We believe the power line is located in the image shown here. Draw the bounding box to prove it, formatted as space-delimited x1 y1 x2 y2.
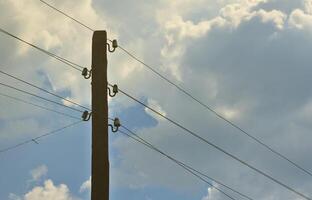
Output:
116 122 254 200
34 0 312 181
13 1 310 197
0 92 81 120
114 127 235 200
38 0 95 32
0 82 83 113
120 127 253 200
119 129 236 200
36 1 116 44
117 46 312 179
0 69 91 111
0 120 83 154
0 27 84 72
112 85 311 200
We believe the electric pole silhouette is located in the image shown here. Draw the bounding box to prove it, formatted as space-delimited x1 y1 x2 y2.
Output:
91 31 109 200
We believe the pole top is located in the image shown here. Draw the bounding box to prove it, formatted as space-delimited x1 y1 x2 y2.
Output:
93 30 107 40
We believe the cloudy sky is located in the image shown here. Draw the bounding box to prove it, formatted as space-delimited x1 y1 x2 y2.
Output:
1 0 312 199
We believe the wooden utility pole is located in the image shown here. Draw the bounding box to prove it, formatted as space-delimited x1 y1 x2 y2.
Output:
91 30 109 200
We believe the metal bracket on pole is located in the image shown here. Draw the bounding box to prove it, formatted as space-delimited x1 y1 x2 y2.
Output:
108 117 121 132
106 39 118 53
82 110 92 121
82 67 92 79
107 84 118 97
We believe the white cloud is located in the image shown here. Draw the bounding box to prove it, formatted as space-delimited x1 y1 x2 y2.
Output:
304 0 312 14
144 98 166 121
0 0 113 143
0 0 114 108
79 177 91 193
109 0 312 198
201 186 222 200
24 180 76 200
163 15 226 41
10 180 79 200
254 9 286 29
9 171 91 200
30 165 48 182
289 9 312 30
156 0 286 82
288 0 312 31
3 0 312 199
216 106 241 120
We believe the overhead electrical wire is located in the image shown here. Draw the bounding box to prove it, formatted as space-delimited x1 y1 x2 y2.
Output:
0 120 83 154
0 69 91 111
0 28 84 72
5 6 235 200
18 1 311 198
118 128 236 200
0 82 83 113
34 0 312 180
111 84 311 200
38 0 95 32
116 46 312 179
115 122 254 200
0 92 81 120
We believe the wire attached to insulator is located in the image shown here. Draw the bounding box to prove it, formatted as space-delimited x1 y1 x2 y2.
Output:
32 139 39 144
108 117 121 132
108 84 118 97
82 68 92 79
82 111 92 121
107 39 118 53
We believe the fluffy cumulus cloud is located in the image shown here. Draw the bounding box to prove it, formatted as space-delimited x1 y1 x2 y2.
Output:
9 165 81 200
11 180 77 200
25 180 74 200
0 0 113 144
0 0 105 103
79 177 91 193
289 0 312 31
109 0 312 199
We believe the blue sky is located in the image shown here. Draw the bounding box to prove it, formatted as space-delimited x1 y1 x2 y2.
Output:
1 0 312 200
